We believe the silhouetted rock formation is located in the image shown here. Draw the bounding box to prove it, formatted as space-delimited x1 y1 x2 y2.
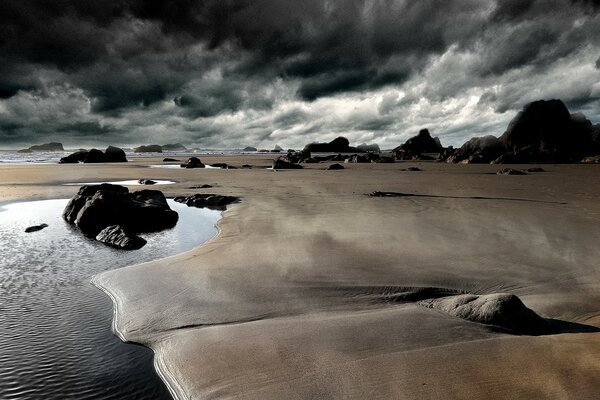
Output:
96 225 147 250
393 129 443 160
303 136 359 153
243 146 257 151
59 146 128 163
23 142 64 152
174 194 238 210
134 144 163 153
138 179 157 185
419 293 552 335
180 157 205 168
25 223 48 233
163 157 180 162
345 153 379 163
63 184 178 239
444 99 599 164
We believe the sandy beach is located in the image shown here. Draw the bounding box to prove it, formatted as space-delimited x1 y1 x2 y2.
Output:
2 156 600 399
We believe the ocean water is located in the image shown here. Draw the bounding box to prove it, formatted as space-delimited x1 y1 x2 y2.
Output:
0 199 221 399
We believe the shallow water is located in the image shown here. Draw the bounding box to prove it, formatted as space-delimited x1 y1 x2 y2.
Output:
63 179 176 186
0 199 221 399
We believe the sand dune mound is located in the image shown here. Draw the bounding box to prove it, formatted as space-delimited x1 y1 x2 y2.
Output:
419 293 552 335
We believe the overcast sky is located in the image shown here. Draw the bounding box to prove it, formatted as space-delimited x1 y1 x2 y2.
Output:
1 0 599 149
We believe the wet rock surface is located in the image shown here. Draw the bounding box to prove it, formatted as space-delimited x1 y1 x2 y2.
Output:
25 223 48 233
174 194 238 210
180 157 205 168
96 225 147 250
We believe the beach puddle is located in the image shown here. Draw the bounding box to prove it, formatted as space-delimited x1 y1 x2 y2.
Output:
148 164 220 169
0 199 221 400
63 179 176 186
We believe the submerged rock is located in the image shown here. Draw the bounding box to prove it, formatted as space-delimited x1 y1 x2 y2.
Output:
138 179 157 185
180 157 205 168
419 293 552 335
25 223 48 233
96 225 147 250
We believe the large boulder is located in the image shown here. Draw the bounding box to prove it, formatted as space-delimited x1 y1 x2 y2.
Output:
499 99 593 162
303 136 358 153
393 129 443 160
59 150 88 163
243 146 258 151
63 184 178 237
180 157 205 168
419 293 552 335
104 146 127 162
96 225 147 250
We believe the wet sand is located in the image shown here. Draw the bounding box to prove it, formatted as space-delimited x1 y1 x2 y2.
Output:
2 156 600 399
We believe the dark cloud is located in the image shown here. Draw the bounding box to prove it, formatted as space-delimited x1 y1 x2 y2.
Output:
0 0 599 148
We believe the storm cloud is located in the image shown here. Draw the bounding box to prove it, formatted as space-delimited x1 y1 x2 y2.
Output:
0 0 599 148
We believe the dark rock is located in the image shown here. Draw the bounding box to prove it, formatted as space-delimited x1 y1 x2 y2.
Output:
25 223 48 233
103 146 127 162
273 144 283 152
134 144 163 153
180 157 205 168
243 146 257 152
83 149 106 163
174 194 238 210
273 159 303 169
393 129 443 160
163 158 180 162
303 136 359 153
59 150 88 163
499 99 593 163
188 184 213 189
525 167 545 172
419 293 552 335
161 143 186 151
63 184 178 237
28 142 64 152
138 179 157 185
497 168 527 175
17 149 33 153
241 164 252 169
96 225 147 250
327 163 344 170
447 135 504 164
401 167 422 171
345 154 378 163
210 163 229 169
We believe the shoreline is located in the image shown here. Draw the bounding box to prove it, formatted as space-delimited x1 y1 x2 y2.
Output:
2 157 600 398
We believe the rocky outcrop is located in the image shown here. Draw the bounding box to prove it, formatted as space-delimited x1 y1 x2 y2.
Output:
497 168 527 175
138 179 157 185
303 136 359 153
581 155 600 163
419 293 552 335
25 223 48 233
161 143 187 151
59 146 128 163
180 157 205 168
174 194 238 210
134 144 163 153
393 129 443 160
372 156 395 163
243 146 257 151
357 143 381 153
273 159 303 169
25 142 64 152
344 153 379 163
96 225 147 250
63 184 178 239
163 158 180 162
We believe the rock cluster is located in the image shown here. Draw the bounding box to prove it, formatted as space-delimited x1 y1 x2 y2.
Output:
63 184 178 249
59 146 127 163
393 129 443 160
174 194 238 210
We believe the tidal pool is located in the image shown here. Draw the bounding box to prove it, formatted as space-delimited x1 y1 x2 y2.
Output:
0 199 221 400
